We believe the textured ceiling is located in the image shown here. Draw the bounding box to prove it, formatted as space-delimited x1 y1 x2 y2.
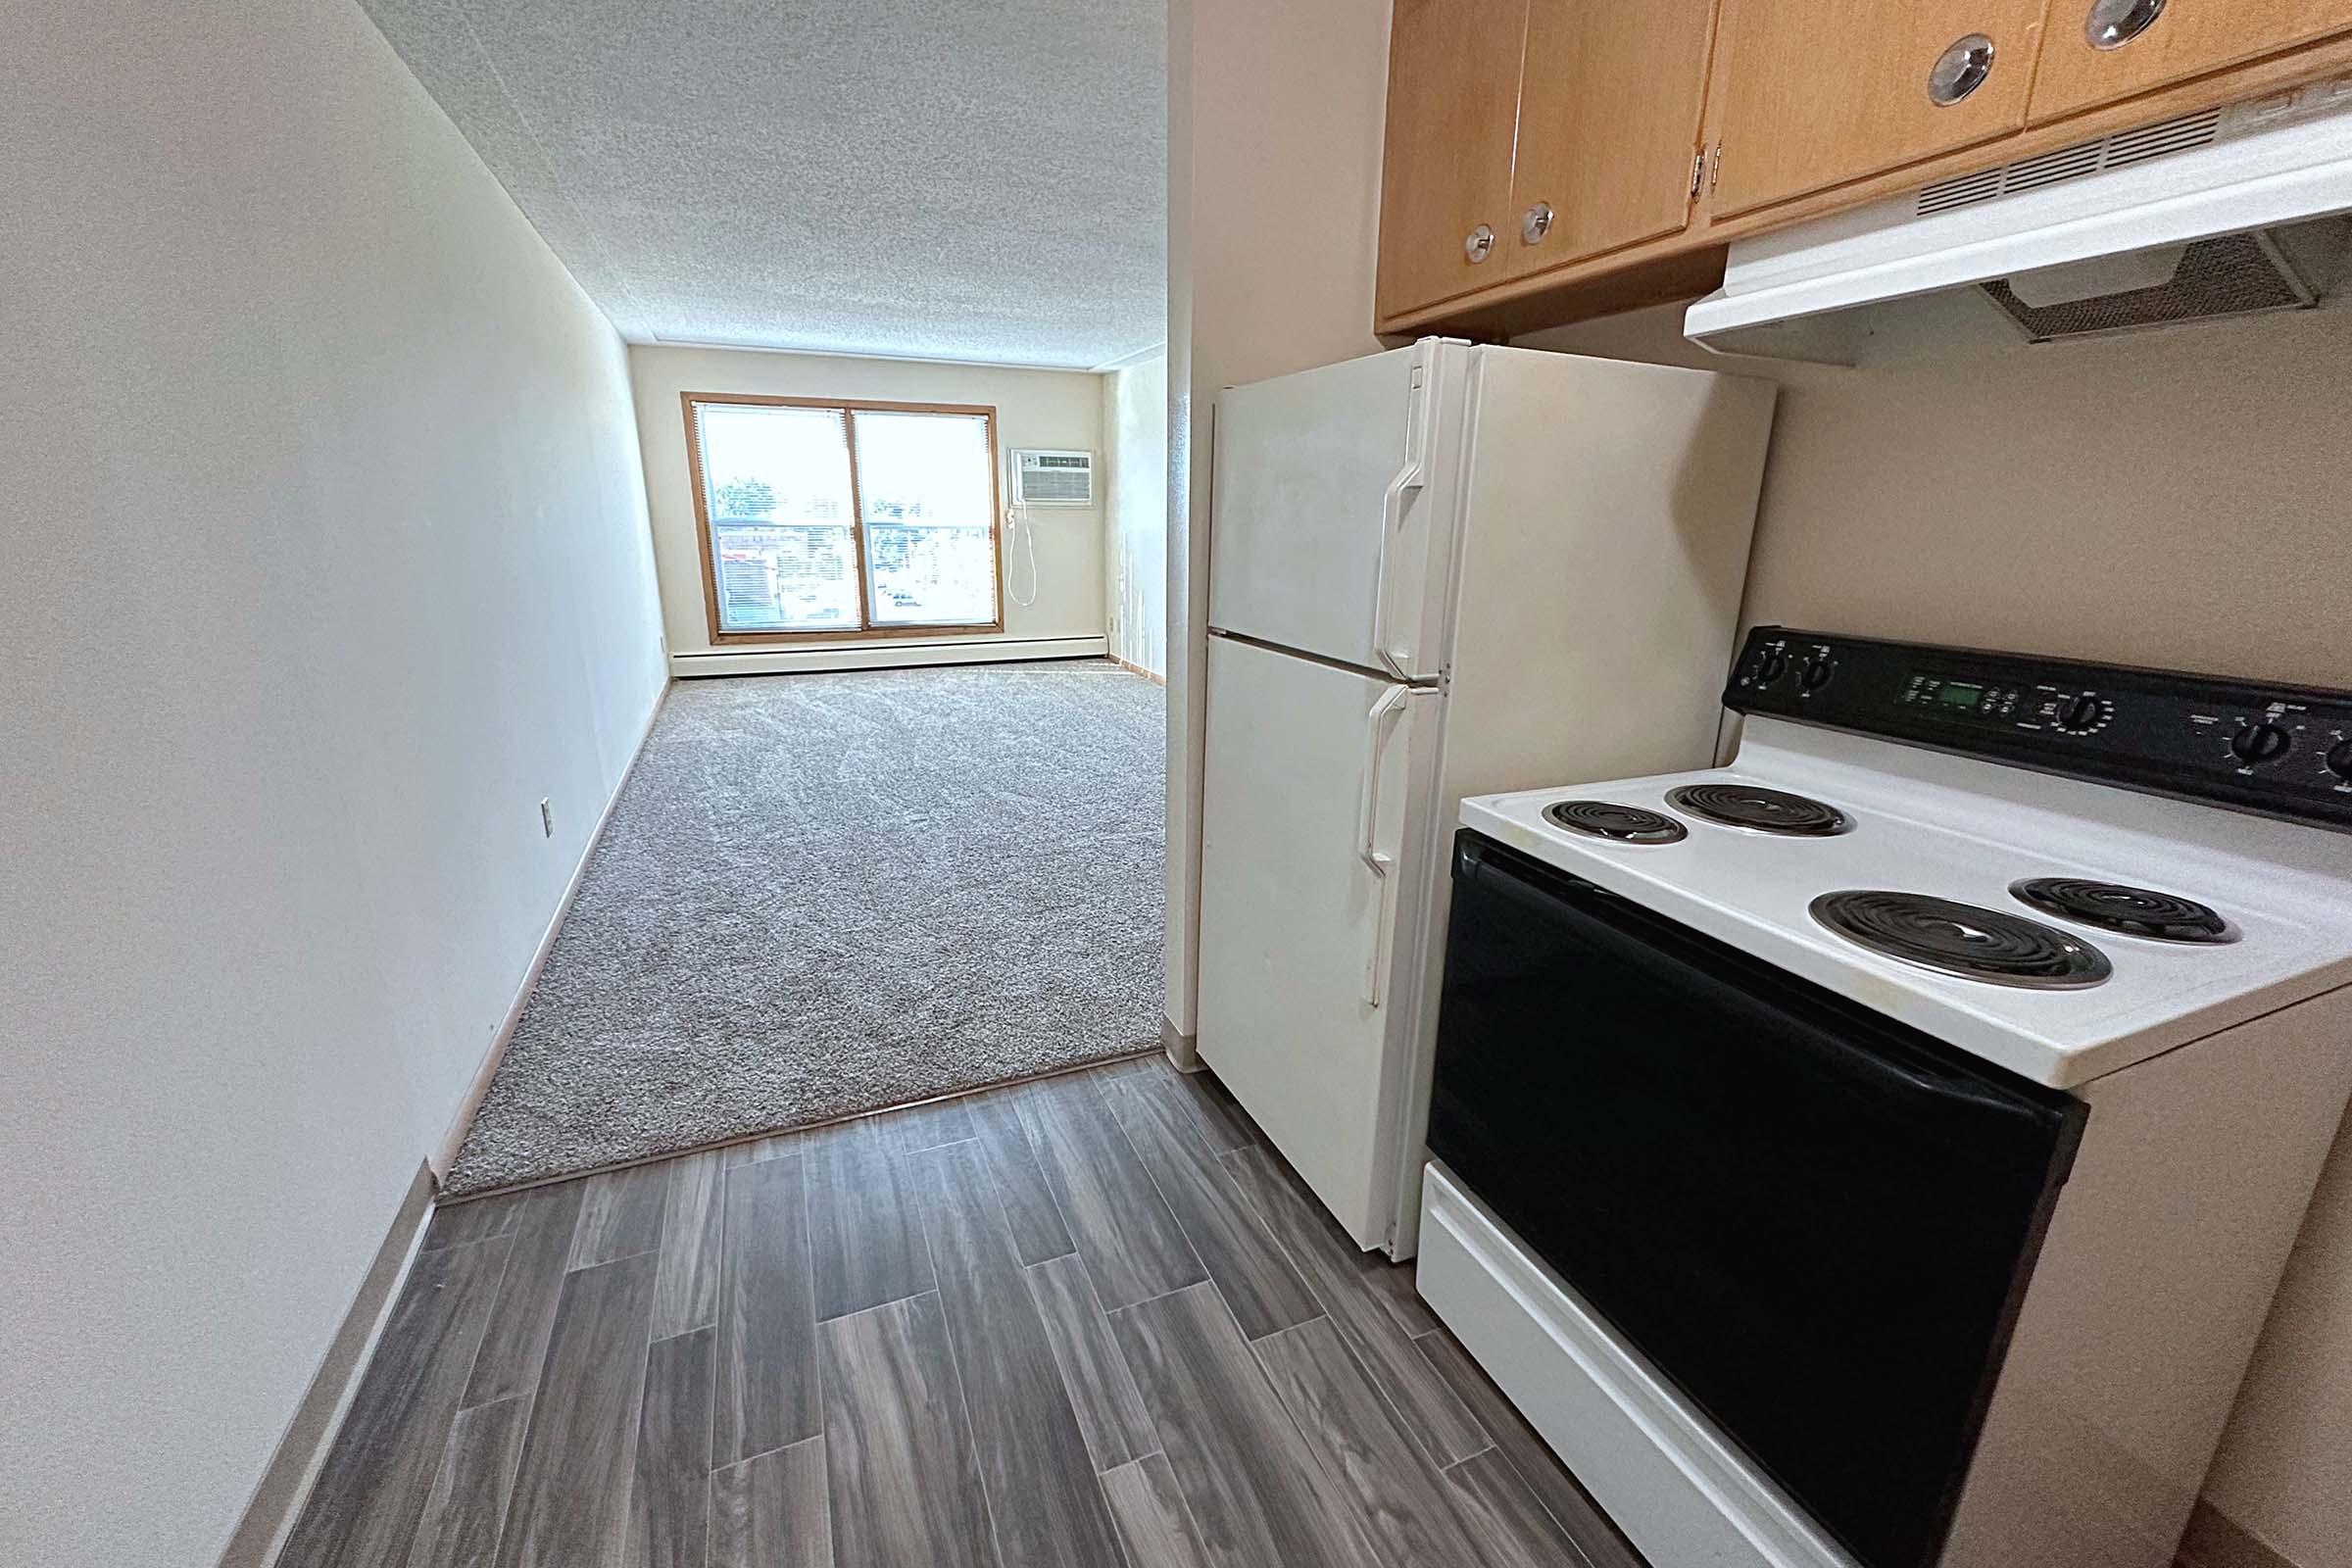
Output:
360 0 1166 368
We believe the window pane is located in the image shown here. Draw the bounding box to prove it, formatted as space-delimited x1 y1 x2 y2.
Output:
695 403 860 633
853 411 999 627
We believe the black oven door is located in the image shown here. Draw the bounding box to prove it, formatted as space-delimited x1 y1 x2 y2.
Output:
1427 832 2085 1568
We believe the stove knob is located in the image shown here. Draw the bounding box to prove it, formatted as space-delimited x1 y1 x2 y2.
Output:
1799 656 1835 692
2327 736 2352 783
1752 649 1789 685
2055 693 2106 734
2231 720 2293 766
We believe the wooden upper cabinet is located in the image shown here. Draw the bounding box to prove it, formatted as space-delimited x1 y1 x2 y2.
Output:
1704 0 2049 220
1373 0 2352 331
1504 0 1719 276
1374 0 1531 321
2029 0 2352 122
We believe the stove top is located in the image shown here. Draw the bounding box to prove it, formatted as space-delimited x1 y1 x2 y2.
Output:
2008 877 2233 944
1544 800 1688 845
1459 718 2352 1088
1666 783 1851 837
1811 890 2113 989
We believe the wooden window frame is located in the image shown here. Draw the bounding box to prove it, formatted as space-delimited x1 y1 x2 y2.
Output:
681 391 1007 646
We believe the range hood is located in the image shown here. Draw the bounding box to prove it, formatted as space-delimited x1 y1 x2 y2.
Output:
1686 77 2352 363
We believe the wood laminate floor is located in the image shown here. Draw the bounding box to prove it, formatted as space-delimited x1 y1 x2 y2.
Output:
281 1054 1645 1568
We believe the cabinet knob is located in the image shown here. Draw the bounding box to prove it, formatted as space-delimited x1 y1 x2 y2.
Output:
1927 32 1996 106
1464 224 1495 264
2086 0 2167 49
1519 202 1554 246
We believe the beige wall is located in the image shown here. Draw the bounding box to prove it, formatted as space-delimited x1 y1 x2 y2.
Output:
0 1 669 1564
1516 301 2350 686
1520 298 2352 1568
1166 0 2352 1547
627 346 1107 675
1164 0 1392 1039
1104 353 1170 677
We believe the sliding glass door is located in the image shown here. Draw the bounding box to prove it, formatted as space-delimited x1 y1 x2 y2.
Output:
691 401 863 633
685 394 1003 641
854 410 998 628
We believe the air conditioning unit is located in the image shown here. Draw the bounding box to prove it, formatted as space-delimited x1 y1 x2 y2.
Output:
1008 449 1096 507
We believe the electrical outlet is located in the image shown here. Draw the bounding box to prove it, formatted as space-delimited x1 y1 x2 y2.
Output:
539 798 554 839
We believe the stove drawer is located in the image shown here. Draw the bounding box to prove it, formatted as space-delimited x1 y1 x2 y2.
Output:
1416 1161 1858 1568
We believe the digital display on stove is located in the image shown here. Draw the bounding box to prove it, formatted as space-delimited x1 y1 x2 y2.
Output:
1929 679 1985 710
1901 672 2026 723
1729 627 2352 832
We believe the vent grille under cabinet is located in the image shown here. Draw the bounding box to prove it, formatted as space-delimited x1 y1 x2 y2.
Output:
1982 223 2349 341
1917 110 2225 216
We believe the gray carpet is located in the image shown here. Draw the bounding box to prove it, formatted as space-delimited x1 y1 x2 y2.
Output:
443 661 1166 1197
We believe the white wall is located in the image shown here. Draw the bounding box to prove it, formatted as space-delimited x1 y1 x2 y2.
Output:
1104 354 1170 677
1519 299 2352 1568
1164 0 1393 1043
0 1 669 1564
627 345 1107 675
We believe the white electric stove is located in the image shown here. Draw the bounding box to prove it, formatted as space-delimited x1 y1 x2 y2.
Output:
1462 715 2352 1088
1413 628 2352 1568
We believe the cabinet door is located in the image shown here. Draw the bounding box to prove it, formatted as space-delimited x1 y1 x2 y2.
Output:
1506 0 1718 273
2030 0 2352 123
1706 0 2049 219
1375 0 1531 320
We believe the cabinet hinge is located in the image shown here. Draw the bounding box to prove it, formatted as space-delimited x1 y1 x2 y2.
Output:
1709 141 1723 194
1690 149 1705 199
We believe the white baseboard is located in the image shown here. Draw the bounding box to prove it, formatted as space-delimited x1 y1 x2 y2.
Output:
669 635 1107 678
217 1162 437 1568
430 678 672 1179
1160 1017 1199 1071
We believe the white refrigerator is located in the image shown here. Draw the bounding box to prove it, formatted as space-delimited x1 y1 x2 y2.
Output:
1198 338 1776 1256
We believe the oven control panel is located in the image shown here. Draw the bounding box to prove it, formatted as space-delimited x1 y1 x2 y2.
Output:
1726 627 2352 830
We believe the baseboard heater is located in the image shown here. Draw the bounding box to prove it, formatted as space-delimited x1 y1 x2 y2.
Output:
670 636 1108 678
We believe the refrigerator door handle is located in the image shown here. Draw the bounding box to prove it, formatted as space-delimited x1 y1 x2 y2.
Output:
1371 455 1426 679
1353 685 1417 1007
1354 685 1411 875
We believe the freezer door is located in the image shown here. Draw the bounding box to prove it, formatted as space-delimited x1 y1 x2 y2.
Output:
1208 343 1457 678
1197 633 1437 1248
